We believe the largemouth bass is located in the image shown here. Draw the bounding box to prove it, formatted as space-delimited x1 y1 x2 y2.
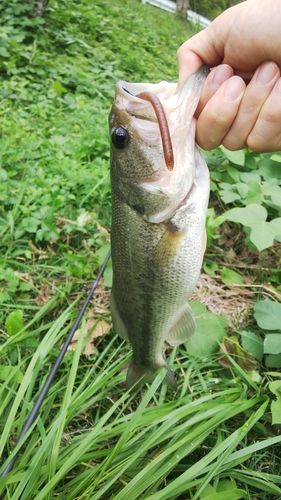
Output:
109 66 210 390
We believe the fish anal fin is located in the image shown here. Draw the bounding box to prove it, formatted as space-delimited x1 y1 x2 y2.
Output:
166 302 196 346
126 360 177 391
110 290 129 341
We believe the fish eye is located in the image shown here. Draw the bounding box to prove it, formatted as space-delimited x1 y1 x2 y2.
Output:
111 127 129 149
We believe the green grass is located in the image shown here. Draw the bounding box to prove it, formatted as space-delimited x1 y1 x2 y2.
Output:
1 312 281 499
1 0 281 498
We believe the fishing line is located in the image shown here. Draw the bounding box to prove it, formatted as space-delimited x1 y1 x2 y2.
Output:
0 249 111 478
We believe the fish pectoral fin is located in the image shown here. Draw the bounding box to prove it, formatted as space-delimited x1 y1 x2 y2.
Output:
110 290 129 341
166 302 196 345
154 224 186 267
126 360 177 391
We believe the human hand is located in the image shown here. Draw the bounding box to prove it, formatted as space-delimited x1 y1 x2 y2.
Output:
177 0 281 152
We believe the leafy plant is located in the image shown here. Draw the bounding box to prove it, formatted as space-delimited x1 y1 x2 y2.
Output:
205 148 281 251
185 302 228 356
253 300 281 371
236 300 281 370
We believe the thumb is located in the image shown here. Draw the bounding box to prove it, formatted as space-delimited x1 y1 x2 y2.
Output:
177 25 223 89
177 49 204 90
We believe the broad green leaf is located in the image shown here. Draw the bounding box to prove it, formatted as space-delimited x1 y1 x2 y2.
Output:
0 168 8 181
63 94 76 109
226 166 240 182
217 479 237 492
206 208 226 229
264 334 281 354
268 217 281 238
240 331 263 362
0 46 9 57
244 155 257 170
0 291 10 304
265 354 281 368
219 182 234 190
270 153 281 163
221 267 244 285
103 266 113 288
50 135 68 146
19 282 33 291
225 204 281 251
5 309 26 336
257 161 281 180
0 365 23 383
262 183 281 211
95 244 111 266
203 261 218 276
240 172 261 183
235 182 248 199
245 179 263 205
52 80 67 95
198 491 247 500
250 370 262 382
220 146 245 166
200 484 216 498
23 336 39 349
219 191 241 204
254 300 281 330
185 302 228 357
25 250 32 259
269 381 281 425
225 203 267 226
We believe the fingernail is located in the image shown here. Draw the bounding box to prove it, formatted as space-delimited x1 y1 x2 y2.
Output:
212 65 233 87
223 76 244 101
256 62 278 85
275 78 281 96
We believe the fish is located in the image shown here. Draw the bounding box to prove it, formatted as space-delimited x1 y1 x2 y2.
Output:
109 66 210 391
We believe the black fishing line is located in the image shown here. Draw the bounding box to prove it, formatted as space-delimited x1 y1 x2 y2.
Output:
0 250 111 478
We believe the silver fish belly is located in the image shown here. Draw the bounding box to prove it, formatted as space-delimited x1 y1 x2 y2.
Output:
109 66 210 390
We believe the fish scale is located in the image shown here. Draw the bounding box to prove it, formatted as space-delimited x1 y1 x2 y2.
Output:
109 66 210 391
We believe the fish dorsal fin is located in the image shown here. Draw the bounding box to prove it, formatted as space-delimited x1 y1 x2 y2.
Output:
166 302 196 345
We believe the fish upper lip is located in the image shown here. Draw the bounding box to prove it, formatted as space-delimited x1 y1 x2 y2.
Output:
116 80 177 102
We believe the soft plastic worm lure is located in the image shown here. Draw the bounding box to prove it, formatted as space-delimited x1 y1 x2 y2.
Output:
136 92 174 170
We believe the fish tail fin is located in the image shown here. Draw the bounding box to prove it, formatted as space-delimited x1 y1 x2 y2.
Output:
126 359 177 392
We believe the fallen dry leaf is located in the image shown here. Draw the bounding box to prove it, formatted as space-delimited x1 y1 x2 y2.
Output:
68 318 111 355
219 336 257 370
35 284 54 306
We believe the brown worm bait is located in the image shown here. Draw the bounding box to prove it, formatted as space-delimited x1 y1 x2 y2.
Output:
136 92 174 171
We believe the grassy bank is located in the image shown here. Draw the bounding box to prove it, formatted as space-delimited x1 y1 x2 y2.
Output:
1 0 281 498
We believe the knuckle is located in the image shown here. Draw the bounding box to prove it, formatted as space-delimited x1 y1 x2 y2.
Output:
247 130 281 152
222 134 245 151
